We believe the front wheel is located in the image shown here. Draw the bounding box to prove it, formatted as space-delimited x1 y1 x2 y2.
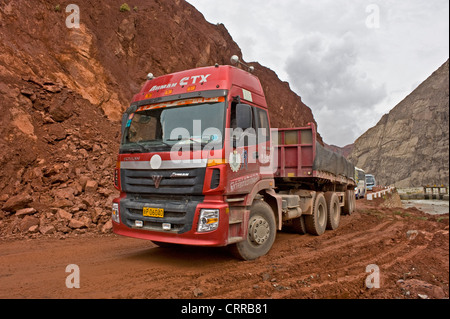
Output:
230 201 276 261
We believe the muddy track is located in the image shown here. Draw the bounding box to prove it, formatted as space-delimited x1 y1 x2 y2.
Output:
0 197 448 300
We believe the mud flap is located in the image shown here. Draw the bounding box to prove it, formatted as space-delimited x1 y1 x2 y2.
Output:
227 207 250 244
264 188 283 230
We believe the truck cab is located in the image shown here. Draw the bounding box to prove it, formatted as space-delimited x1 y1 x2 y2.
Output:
355 167 366 199
365 174 376 191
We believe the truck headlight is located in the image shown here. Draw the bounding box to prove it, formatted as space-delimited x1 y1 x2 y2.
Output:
197 209 219 232
112 203 120 223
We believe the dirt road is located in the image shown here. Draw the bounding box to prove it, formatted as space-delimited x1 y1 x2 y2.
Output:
0 195 448 300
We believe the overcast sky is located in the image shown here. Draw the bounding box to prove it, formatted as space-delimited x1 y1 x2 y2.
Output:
186 0 449 146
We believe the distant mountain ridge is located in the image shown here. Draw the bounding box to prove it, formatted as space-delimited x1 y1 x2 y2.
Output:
348 59 449 187
324 143 354 159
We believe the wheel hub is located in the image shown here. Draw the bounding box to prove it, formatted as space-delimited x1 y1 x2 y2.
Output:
248 216 270 245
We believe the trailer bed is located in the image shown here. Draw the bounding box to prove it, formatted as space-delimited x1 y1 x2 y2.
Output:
273 123 355 186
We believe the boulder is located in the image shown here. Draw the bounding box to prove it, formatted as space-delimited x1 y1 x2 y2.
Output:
68 218 85 229
53 199 74 208
68 216 91 229
48 91 73 122
101 220 113 233
19 215 40 232
85 180 98 193
15 207 37 216
56 209 72 220
28 225 39 233
39 225 56 235
2 194 32 212
397 279 446 299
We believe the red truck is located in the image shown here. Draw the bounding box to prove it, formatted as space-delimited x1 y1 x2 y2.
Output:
112 59 356 260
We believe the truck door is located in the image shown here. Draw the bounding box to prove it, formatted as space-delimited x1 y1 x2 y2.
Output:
254 107 272 176
227 102 266 194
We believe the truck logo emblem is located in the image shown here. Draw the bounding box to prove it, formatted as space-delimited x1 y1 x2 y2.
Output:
152 175 163 188
170 172 189 178
229 150 241 172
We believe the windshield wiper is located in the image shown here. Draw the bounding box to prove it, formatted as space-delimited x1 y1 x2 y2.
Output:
123 142 149 153
166 137 201 144
123 140 171 153
150 140 172 147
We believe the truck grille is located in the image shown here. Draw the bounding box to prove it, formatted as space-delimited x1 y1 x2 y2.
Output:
119 195 203 234
120 168 206 195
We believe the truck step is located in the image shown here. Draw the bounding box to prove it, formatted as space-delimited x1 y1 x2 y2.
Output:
227 236 243 244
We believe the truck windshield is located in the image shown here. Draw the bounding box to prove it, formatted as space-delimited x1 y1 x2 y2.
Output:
121 99 226 152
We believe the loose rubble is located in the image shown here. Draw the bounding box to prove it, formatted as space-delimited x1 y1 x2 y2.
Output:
0 79 119 239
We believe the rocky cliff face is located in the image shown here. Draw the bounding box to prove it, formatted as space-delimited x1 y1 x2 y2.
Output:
324 143 354 159
0 0 318 237
348 60 449 187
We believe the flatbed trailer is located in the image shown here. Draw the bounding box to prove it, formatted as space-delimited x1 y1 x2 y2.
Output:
266 124 356 237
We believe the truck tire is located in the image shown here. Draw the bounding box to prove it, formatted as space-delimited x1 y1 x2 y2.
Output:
292 216 307 234
351 191 356 212
230 201 276 261
343 190 356 215
325 192 340 230
305 192 327 236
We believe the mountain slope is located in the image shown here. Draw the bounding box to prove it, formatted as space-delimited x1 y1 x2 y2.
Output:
348 59 449 187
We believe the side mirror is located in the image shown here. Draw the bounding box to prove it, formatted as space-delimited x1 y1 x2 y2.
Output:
121 105 137 136
236 103 252 130
121 113 129 137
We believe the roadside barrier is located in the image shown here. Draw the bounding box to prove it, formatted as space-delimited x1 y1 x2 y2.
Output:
366 187 395 200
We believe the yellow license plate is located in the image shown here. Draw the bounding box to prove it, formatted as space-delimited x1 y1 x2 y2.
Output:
143 207 164 218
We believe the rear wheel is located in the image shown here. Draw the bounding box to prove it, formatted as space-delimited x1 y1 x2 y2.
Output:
305 193 327 236
230 201 276 260
352 192 356 212
292 215 307 234
342 190 355 215
325 192 340 230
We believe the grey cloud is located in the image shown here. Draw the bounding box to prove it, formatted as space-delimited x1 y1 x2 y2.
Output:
187 0 448 146
285 32 386 145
